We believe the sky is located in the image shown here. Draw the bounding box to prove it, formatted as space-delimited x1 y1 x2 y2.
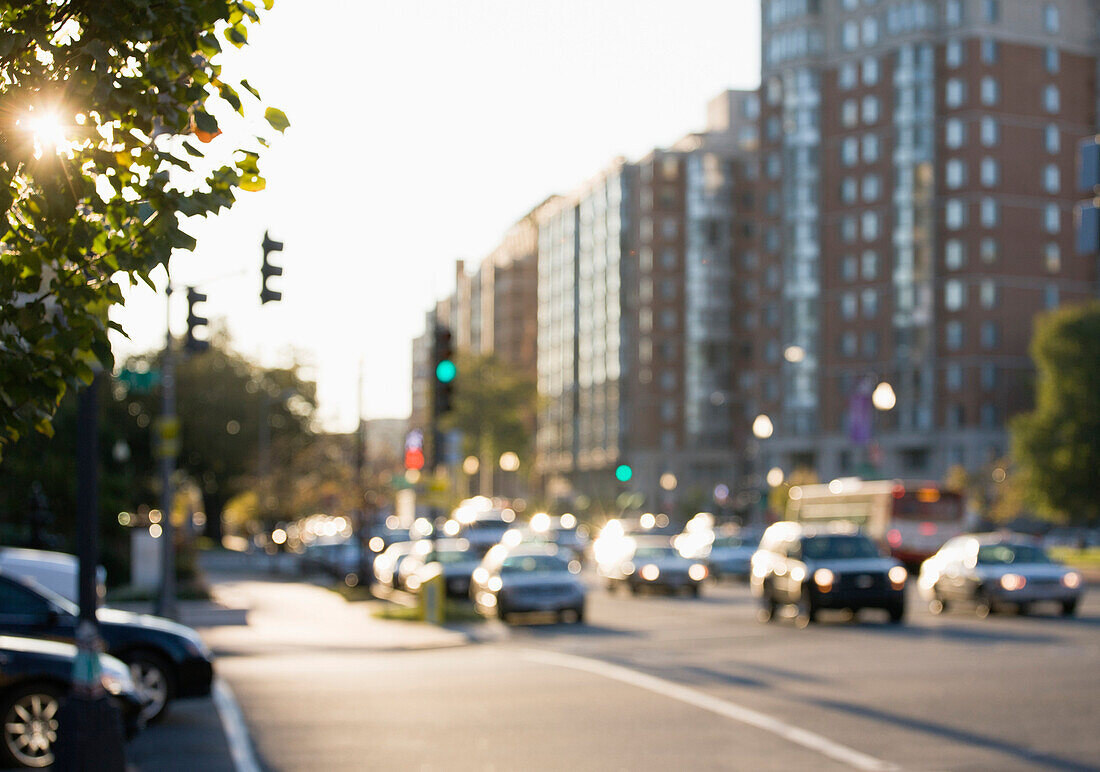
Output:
109 0 761 432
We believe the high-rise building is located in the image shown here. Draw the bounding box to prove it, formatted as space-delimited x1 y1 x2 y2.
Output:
750 0 1099 482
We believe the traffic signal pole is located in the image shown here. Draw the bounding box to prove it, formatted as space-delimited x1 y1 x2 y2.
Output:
156 284 178 620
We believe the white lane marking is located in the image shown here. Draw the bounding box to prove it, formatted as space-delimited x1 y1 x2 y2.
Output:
212 676 262 772
523 649 900 771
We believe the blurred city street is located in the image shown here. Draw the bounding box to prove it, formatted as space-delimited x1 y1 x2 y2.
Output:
179 551 1100 771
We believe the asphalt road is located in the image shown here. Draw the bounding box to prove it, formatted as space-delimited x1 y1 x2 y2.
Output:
200 561 1100 771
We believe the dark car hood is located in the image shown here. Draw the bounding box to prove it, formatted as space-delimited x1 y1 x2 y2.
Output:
97 607 204 646
501 573 583 591
804 557 899 572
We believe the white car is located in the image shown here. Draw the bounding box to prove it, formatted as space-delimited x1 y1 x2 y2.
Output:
0 547 105 604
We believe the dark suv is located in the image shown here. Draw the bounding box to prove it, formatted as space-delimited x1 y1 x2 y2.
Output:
750 522 908 626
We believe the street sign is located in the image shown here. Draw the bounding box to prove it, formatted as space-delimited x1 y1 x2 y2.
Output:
154 416 180 459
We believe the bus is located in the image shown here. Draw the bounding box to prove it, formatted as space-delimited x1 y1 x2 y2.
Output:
785 478 968 565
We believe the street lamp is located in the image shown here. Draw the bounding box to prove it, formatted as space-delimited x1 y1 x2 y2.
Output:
499 452 520 499
872 381 897 412
752 414 774 439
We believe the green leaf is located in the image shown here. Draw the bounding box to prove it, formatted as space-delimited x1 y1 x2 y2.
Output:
264 107 290 133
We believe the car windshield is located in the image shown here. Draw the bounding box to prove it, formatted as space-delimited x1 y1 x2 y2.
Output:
801 535 881 560
633 546 678 560
976 544 1052 565
500 555 570 574
431 550 473 564
713 536 749 549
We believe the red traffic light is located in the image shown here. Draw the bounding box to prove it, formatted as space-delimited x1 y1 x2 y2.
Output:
404 447 425 471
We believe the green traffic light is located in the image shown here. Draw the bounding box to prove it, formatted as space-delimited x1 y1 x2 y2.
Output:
436 359 457 383
615 464 633 482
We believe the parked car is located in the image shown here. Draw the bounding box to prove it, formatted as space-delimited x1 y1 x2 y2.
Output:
918 533 1085 617
454 511 514 553
0 573 214 723
399 539 482 599
470 544 586 623
0 634 145 769
372 541 418 591
750 522 908 626
597 535 708 596
0 548 106 605
678 526 764 582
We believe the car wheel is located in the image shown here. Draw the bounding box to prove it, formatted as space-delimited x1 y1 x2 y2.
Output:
795 593 817 628
688 584 701 598
125 651 174 724
757 584 779 623
887 602 906 624
0 682 61 769
1016 602 1031 616
629 582 641 596
1061 599 1078 617
974 592 993 620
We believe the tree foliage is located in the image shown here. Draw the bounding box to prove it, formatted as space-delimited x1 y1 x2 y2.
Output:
1011 302 1100 527
0 0 286 456
445 352 537 467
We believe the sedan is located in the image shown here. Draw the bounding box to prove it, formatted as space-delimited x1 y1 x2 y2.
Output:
918 533 1085 617
0 573 214 723
598 536 708 596
470 545 586 623
702 529 765 582
399 539 483 599
372 541 418 591
0 635 144 769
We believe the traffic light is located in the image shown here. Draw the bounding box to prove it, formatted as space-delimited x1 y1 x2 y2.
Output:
260 231 284 304
185 287 210 353
615 464 633 483
432 324 456 417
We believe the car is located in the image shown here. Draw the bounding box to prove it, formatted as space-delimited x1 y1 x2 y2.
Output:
750 522 908 626
0 634 145 769
398 539 483 599
372 541 418 591
680 527 764 582
453 511 514 552
470 544 586 623
597 535 708 596
918 533 1085 617
0 548 107 605
0 572 214 723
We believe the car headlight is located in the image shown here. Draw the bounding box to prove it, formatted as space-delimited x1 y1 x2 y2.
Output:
1062 572 1081 589
640 564 660 581
814 568 834 590
888 566 908 589
99 654 135 697
1000 574 1026 591
688 564 707 582
790 566 806 583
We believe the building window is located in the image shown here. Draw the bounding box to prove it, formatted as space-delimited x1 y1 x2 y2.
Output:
980 279 997 308
841 177 857 203
1044 46 1060 74
1045 283 1059 309
862 16 879 47
945 0 963 26
1043 84 1060 113
861 133 879 163
1043 163 1060 193
945 199 966 230
862 95 879 124
980 76 999 106
842 21 859 51
980 39 998 64
945 239 966 270
980 117 999 146
861 211 879 241
946 320 964 350
660 371 676 392
842 99 859 128
981 364 997 391
981 403 997 429
944 279 965 311
862 331 878 357
945 118 965 149
980 237 998 263
982 0 999 23
842 255 858 281
1044 242 1061 272
945 39 963 68
980 321 999 349
862 174 881 202
1044 203 1061 233
861 250 878 279
841 331 857 357
862 56 879 86
861 289 878 318
841 137 858 167
980 157 999 187
839 62 857 90
661 248 677 268
945 78 965 108
1044 3 1060 34
980 198 999 228
841 292 857 320
841 216 857 243
1045 124 1060 154
945 159 966 189
946 364 963 392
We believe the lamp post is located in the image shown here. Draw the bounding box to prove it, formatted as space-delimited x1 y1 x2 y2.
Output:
499 451 520 500
849 377 895 477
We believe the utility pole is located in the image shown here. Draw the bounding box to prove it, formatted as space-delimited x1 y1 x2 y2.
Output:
155 285 178 620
